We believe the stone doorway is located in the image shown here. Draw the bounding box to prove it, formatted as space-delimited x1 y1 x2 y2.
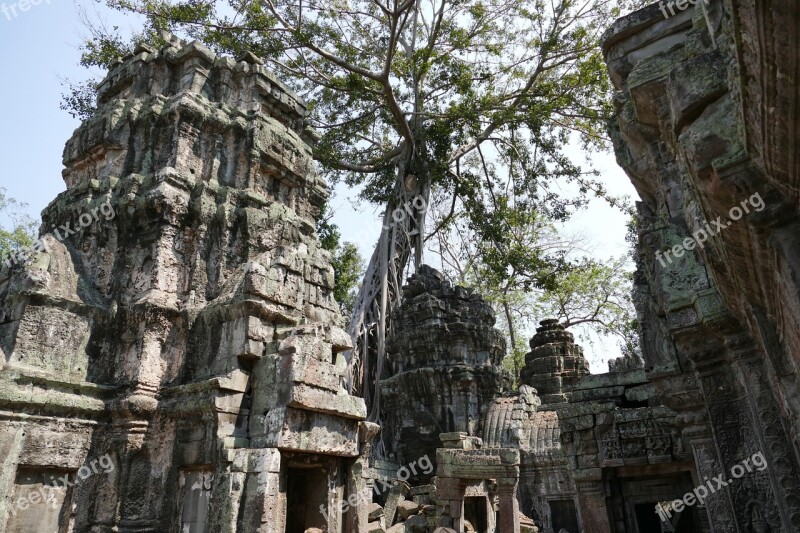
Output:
285 466 328 533
549 499 580 532
609 469 704 533
464 496 490 532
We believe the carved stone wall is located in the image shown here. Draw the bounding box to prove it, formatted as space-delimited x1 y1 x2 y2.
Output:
380 265 511 475
0 35 368 533
603 1 800 531
511 321 690 533
3 1 800 530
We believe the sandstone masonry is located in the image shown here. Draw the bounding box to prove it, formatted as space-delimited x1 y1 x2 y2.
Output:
2 1 800 531
0 35 373 533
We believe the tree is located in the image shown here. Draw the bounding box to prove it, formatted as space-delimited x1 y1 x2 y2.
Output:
530 256 639 356
331 242 365 319
426 190 638 381
70 0 648 419
0 188 37 266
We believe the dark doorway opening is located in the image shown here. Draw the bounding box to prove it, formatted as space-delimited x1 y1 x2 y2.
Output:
464 496 489 532
635 502 664 533
636 501 702 533
285 467 328 533
674 505 702 533
550 499 580 532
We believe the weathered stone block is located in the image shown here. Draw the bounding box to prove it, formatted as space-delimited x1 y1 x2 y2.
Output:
367 502 385 521
396 500 420 521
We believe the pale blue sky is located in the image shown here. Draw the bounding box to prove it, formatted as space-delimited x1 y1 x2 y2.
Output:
0 1 136 215
0 1 639 370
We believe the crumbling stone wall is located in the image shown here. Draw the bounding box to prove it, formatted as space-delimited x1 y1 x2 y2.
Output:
520 319 591 404
381 265 511 474
3 1 800 531
482 320 689 533
380 272 697 533
0 35 367 533
603 1 800 531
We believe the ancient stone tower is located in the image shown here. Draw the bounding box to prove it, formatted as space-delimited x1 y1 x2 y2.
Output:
520 320 590 404
0 36 374 533
380 265 511 473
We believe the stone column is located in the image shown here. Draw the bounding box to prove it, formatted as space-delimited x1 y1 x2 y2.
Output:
0 427 24 527
240 448 284 533
207 449 248 533
574 473 611 533
433 477 465 530
344 458 370 533
497 478 520 533
687 437 737 533
728 335 800 530
345 421 381 533
693 352 780 530
450 499 465 532
325 460 345 533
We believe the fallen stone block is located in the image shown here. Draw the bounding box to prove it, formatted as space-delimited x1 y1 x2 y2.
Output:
396 500 421 521
383 480 410 525
368 502 385 521
367 521 386 533
404 514 428 533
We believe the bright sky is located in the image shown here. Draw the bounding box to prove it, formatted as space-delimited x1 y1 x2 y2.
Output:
0 1 639 372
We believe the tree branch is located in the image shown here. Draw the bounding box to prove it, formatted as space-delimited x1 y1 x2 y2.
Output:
264 0 385 82
324 144 405 173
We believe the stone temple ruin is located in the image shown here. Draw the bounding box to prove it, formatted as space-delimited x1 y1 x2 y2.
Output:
1 1 799 532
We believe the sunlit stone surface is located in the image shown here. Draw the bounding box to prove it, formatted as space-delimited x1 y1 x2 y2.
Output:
2 0 800 529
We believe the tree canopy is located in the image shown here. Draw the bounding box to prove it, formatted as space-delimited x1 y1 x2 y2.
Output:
68 0 648 420
426 186 640 378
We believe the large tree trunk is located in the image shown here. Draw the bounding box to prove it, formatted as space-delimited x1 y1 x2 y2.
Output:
345 149 430 430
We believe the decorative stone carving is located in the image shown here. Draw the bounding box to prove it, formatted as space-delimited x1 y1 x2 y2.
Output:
520 320 590 404
0 35 364 533
3 0 800 530
381 265 511 474
603 1 800 531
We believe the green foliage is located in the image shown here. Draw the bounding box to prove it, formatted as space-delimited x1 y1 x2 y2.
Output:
0 188 38 264
430 196 639 380
61 14 171 120
66 0 651 399
316 203 341 252
317 204 365 319
625 205 640 258
60 79 99 121
488 255 639 379
331 242 365 318
67 1 651 289
531 256 636 335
